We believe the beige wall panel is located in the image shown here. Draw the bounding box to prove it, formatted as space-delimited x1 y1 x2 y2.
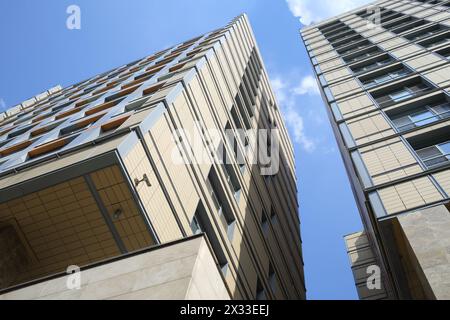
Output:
369 32 395 44
330 79 361 99
395 3 416 13
208 54 233 109
404 53 444 72
336 93 377 119
309 39 329 50
372 165 422 185
390 44 425 61
378 176 443 215
379 37 409 51
319 58 345 72
426 11 449 23
423 65 450 88
314 44 334 56
442 18 450 27
324 67 352 83
316 51 339 63
124 137 184 243
347 111 394 145
221 41 241 91
360 138 421 182
199 68 228 129
433 170 450 196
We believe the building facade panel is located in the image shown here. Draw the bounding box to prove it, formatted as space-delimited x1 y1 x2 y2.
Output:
0 15 304 299
302 0 450 299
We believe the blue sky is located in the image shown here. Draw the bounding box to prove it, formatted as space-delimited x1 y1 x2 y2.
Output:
0 0 373 299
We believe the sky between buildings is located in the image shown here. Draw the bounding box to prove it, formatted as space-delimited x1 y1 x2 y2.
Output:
0 0 375 299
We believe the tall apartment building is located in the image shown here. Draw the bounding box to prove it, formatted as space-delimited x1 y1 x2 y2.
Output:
0 15 305 300
302 0 450 300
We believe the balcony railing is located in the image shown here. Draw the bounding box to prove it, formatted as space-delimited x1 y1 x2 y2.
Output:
417 147 450 168
395 104 450 132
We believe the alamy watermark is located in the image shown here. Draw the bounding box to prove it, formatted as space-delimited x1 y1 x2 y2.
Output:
66 5 81 30
171 122 280 176
365 6 382 31
66 265 81 290
366 265 381 290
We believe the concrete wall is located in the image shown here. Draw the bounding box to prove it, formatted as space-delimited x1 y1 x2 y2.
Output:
0 236 230 300
397 204 450 299
344 231 390 300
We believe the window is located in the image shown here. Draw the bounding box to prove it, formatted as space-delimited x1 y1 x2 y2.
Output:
416 141 450 168
388 95 450 132
361 66 410 88
190 215 203 235
436 46 450 59
390 88 414 102
270 208 277 225
383 16 425 35
351 55 394 74
221 158 242 202
417 31 450 48
261 211 269 236
256 278 266 300
372 78 433 107
343 47 381 64
409 127 450 168
207 169 236 240
191 202 229 277
406 23 448 40
410 110 438 125
336 39 370 56
392 19 426 35
269 264 276 293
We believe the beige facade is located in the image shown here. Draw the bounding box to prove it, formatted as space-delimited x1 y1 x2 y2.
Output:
302 0 450 299
0 236 230 300
0 15 305 300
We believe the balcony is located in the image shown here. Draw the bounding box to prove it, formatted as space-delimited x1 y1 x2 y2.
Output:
405 24 449 42
360 66 411 88
343 47 382 64
389 100 450 132
350 55 394 74
371 77 434 108
416 141 450 168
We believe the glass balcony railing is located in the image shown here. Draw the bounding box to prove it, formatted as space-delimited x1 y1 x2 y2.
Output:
416 141 450 168
395 104 450 132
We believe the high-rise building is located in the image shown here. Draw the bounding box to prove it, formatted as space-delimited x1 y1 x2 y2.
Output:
302 0 450 300
0 15 305 300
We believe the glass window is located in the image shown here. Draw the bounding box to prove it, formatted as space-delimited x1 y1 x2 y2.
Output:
416 141 450 168
409 110 438 126
190 216 203 235
390 88 413 102
438 141 450 159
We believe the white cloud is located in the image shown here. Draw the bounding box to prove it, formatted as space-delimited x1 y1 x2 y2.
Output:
292 75 320 96
271 76 317 153
286 0 373 25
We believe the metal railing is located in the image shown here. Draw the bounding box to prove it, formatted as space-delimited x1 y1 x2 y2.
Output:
376 86 434 109
417 147 450 168
396 104 450 132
